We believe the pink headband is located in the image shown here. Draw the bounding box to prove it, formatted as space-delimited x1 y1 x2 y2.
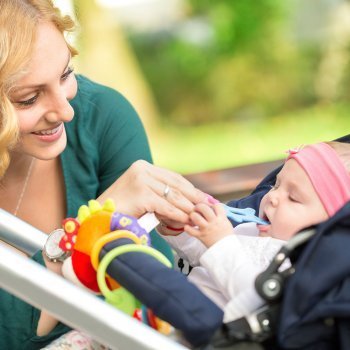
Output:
287 142 350 216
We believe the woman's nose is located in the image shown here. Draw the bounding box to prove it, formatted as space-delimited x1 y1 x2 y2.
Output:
44 89 74 124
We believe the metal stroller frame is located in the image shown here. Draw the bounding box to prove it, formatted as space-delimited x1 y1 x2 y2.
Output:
0 209 189 350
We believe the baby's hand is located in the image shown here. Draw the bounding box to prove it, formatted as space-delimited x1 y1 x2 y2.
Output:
184 203 234 247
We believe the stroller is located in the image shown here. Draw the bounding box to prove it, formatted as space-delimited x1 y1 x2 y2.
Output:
1 135 350 350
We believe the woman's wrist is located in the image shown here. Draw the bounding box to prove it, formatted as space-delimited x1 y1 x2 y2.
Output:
156 222 184 236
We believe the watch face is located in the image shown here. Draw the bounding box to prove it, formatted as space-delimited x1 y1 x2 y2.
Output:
45 228 66 260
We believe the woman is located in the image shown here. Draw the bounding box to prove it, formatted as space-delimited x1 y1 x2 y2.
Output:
0 1 206 348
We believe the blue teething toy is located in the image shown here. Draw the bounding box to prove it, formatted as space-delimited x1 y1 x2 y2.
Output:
223 204 268 225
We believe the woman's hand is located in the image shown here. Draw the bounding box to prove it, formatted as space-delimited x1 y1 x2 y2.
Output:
97 160 209 224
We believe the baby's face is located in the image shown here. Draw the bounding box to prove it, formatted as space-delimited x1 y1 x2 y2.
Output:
259 159 328 240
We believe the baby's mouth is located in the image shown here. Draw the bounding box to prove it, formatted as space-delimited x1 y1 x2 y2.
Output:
262 213 270 222
257 212 271 234
257 224 270 233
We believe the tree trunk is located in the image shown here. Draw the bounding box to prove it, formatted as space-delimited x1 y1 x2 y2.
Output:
72 0 161 137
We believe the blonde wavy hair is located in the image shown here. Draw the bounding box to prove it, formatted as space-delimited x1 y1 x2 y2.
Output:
0 0 78 178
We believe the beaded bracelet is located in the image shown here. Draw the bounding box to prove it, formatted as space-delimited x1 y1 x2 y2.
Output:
159 221 184 232
163 225 184 232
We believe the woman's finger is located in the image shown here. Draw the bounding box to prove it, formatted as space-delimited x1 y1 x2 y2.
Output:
156 215 185 229
136 161 209 215
142 191 191 223
157 182 195 214
139 161 208 204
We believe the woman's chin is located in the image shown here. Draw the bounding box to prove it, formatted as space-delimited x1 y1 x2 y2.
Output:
22 133 67 160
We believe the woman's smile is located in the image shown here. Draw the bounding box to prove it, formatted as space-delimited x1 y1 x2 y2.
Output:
31 123 64 142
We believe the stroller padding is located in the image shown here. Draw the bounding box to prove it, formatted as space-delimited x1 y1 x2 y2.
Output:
100 238 224 347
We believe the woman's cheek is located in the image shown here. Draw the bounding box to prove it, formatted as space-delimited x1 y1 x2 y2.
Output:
17 109 41 134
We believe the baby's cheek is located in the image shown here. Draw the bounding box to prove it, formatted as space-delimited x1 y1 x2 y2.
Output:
258 196 267 217
274 222 296 240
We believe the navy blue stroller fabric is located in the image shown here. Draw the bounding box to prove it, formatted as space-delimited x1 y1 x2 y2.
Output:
277 202 350 350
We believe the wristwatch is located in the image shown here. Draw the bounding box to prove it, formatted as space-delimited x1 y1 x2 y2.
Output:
43 228 69 262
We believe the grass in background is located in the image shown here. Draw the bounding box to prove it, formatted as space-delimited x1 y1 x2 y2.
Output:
150 103 350 174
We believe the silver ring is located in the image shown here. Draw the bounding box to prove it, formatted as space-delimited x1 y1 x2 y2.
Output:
163 184 170 198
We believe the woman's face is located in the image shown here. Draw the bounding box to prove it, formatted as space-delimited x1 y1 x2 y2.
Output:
9 21 77 160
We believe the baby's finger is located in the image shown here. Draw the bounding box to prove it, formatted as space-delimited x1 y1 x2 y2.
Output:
184 224 201 238
194 203 216 221
213 203 227 217
189 211 208 228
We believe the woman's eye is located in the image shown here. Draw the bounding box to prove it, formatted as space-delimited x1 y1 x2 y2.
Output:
61 66 74 81
16 94 39 107
14 67 74 108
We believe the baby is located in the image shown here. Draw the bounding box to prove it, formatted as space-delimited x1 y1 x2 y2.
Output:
157 142 350 326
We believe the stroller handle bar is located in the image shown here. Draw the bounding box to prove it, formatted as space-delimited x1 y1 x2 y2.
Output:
0 208 47 254
0 209 189 350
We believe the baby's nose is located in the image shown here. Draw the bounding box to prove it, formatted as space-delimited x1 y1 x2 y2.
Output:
268 192 279 207
271 197 278 207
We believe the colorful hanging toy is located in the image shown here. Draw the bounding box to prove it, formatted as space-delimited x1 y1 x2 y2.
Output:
59 199 172 335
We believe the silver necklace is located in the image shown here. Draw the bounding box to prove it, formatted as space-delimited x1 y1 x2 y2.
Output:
14 158 35 217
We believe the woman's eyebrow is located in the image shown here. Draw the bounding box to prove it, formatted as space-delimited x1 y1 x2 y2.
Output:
12 51 71 92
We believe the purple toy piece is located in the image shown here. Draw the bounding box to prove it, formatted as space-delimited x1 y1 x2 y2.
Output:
110 212 150 246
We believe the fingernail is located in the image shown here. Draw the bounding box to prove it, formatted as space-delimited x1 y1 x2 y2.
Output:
207 194 220 204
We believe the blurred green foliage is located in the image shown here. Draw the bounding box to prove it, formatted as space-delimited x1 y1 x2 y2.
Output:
74 0 350 174
151 102 350 173
128 0 334 126
190 0 283 53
